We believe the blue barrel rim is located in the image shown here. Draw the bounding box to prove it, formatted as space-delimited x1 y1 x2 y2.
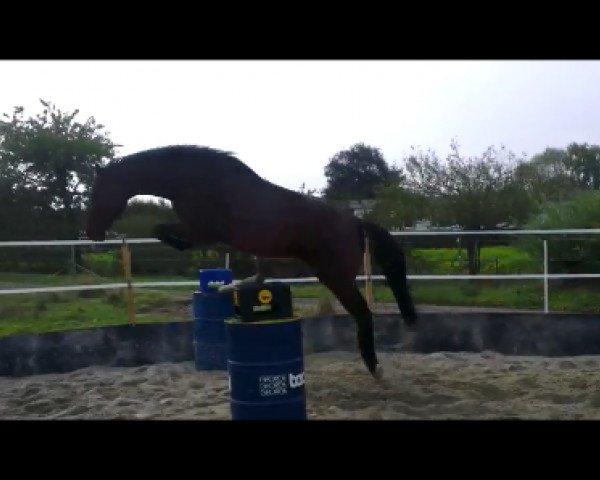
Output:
224 317 302 326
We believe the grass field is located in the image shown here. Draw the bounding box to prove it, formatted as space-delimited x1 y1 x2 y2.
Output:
409 245 539 274
1 245 599 338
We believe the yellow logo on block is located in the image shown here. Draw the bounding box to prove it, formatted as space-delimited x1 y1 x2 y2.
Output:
258 289 272 304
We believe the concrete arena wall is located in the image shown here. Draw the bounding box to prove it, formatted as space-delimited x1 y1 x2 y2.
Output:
2 312 600 377
301 312 600 357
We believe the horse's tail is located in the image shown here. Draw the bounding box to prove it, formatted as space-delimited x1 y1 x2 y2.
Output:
360 220 417 326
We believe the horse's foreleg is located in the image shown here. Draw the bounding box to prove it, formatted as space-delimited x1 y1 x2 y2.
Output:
153 223 193 251
315 271 381 378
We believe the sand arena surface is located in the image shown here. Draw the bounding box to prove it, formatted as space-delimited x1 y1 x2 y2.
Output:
2 351 600 420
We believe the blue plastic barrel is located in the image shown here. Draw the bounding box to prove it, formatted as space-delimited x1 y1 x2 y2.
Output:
198 268 233 294
225 317 306 420
193 290 235 370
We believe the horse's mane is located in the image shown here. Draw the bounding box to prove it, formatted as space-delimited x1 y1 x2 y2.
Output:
103 145 260 178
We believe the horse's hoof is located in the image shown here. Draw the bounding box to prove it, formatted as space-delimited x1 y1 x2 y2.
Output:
371 365 384 380
403 319 418 332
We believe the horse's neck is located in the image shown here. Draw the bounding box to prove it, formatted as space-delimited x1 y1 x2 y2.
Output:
133 177 174 199
116 162 176 200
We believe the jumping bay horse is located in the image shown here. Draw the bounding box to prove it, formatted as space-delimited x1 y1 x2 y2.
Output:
85 145 417 378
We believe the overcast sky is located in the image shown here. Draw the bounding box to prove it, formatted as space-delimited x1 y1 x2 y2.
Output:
1 60 599 192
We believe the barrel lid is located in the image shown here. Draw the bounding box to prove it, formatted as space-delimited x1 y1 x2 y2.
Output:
225 317 302 326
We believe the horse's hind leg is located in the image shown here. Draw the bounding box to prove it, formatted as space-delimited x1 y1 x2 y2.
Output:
315 271 380 378
153 223 193 251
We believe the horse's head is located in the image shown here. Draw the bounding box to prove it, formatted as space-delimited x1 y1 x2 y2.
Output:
85 164 129 241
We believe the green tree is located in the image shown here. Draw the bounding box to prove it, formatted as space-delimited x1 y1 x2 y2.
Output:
405 141 532 274
112 199 178 237
0 99 117 239
564 142 600 190
323 143 402 200
524 190 600 274
366 184 430 230
514 147 578 206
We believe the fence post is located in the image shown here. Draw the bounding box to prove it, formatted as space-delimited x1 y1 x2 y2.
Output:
363 235 374 308
225 252 230 269
543 239 549 314
121 238 136 325
70 245 76 275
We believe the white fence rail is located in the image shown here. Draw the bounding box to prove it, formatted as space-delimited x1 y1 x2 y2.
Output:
2 229 600 313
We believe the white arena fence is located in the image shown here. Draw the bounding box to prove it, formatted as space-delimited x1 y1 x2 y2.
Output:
3 229 600 313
